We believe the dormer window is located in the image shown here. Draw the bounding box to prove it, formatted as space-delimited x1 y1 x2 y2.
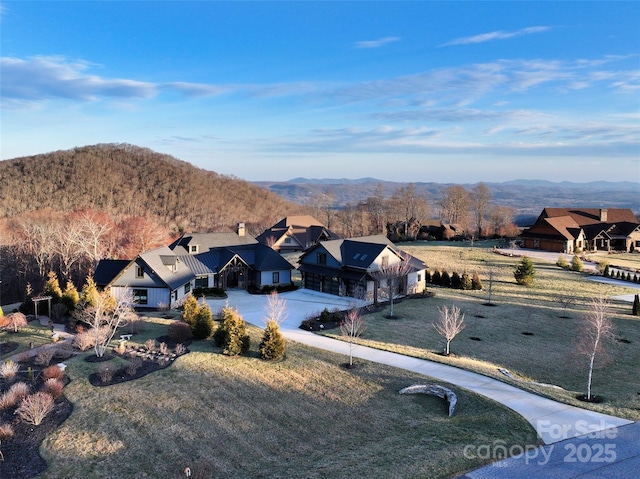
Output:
135 265 144 278
189 245 198 254
317 253 327 265
284 237 292 244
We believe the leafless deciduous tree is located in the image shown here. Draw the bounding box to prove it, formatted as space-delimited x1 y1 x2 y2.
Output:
373 255 414 318
575 296 615 401
434 305 465 356
340 307 367 367
555 294 577 318
470 183 492 239
264 290 287 325
438 185 470 225
75 287 136 358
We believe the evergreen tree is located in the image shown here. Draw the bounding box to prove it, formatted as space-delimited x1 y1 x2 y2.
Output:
80 276 100 308
451 272 461 289
616 270 622 279
19 283 35 315
514 256 535 286
221 309 250 356
192 303 215 339
632 294 640 316
432 270 442 286
460 272 473 290
425 270 432 284
556 255 569 269
603 264 610 277
42 271 63 303
181 294 199 327
441 271 451 288
259 319 286 361
471 271 483 290
61 281 80 312
626 272 631 282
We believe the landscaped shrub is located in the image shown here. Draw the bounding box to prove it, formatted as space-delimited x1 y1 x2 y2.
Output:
98 364 114 384
425 270 432 284
174 343 186 355
15 392 55 426
616 270 622 279
42 365 65 381
181 295 199 327
441 271 451 288
633 294 640 316
0 360 20 380
42 378 64 398
50 303 68 322
471 271 483 290
125 358 143 376
34 349 55 366
571 255 584 272
61 280 80 313
556 255 569 269
451 272 461 289
0 423 14 441
42 271 63 305
431 270 441 286
460 272 473 291
192 305 215 340
5 312 28 333
259 319 286 361
514 256 535 286
168 321 193 343
217 307 250 356
73 330 96 351
0 383 30 410
145 339 157 352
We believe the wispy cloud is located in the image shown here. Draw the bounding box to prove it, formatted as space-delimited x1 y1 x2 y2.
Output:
441 26 551 47
0 56 227 107
354 36 401 49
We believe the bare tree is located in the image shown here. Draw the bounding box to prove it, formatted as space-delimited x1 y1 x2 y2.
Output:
438 185 470 225
373 254 414 318
75 286 136 357
470 183 492 239
555 294 577 318
434 305 465 355
365 183 388 235
340 307 367 367
264 290 287 325
576 296 615 401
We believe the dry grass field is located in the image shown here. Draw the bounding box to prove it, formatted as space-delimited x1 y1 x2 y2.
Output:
33 324 538 479
323 242 640 421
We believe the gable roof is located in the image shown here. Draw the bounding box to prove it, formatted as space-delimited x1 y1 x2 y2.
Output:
539 208 638 226
272 215 325 228
139 246 195 290
169 232 258 255
93 259 132 287
256 216 341 250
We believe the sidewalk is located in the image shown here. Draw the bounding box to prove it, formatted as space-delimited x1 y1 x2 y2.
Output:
217 290 634 446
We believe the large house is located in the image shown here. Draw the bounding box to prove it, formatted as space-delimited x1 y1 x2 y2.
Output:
520 208 640 253
298 235 427 302
94 224 294 309
256 215 340 253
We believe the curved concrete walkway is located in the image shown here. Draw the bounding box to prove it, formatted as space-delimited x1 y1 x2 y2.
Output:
216 289 633 446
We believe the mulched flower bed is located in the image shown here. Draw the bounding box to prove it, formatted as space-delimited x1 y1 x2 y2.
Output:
0 356 73 479
0 341 19 356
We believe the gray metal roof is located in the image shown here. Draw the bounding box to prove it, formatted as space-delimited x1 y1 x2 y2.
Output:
140 246 195 290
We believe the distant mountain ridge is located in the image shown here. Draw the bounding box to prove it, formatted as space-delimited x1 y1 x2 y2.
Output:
254 178 640 225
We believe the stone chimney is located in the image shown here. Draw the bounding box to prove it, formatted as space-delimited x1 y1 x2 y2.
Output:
599 209 608 222
237 222 246 237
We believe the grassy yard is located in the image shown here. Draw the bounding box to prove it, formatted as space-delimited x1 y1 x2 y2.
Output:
37 322 538 479
323 242 640 421
0 319 56 360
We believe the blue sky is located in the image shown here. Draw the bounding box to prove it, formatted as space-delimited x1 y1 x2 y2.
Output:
1 1 639 183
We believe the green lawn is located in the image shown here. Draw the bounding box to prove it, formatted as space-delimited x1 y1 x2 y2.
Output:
323 242 640 420
38 324 538 479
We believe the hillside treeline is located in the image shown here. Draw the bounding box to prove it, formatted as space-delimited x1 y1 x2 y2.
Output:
0 143 300 232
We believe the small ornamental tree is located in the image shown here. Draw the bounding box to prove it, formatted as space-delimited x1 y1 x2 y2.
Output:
259 320 286 361
218 307 250 356
192 303 215 339
514 256 535 286
340 307 367 367
434 304 465 356
471 271 482 290
571 255 584 272
61 281 80 313
6 312 28 333
556 255 569 269
20 283 35 315
632 294 640 316
451 272 461 289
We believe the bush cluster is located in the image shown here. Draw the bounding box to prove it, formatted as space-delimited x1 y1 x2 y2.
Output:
427 270 482 291
214 307 250 356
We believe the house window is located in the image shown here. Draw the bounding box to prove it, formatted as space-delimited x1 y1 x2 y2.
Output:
381 255 389 268
189 245 198 254
417 274 422 282
184 283 191 294
272 272 280 284
284 237 292 244
317 253 327 265
133 289 148 305
135 265 144 278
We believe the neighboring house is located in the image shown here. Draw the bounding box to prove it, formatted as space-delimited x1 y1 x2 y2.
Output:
102 246 196 309
417 221 465 241
95 224 294 309
520 208 640 253
298 235 427 302
256 215 341 252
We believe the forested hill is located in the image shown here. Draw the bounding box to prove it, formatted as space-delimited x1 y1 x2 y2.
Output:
0 144 302 233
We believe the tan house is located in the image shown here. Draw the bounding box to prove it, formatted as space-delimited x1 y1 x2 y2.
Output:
256 215 340 252
520 208 640 253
